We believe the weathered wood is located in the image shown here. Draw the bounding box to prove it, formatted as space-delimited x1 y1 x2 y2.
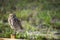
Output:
0 38 26 40
0 38 4 40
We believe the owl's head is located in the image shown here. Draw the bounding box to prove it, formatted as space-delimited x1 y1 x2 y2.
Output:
9 14 16 18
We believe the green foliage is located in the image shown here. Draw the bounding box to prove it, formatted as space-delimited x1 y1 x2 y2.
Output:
0 0 60 40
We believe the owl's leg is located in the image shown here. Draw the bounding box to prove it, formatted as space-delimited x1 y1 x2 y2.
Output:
12 29 16 35
11 30 16 38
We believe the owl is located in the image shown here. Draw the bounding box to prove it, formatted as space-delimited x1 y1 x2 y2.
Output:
8 14 23 33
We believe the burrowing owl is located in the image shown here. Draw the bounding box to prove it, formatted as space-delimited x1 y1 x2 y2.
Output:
8 14 23 33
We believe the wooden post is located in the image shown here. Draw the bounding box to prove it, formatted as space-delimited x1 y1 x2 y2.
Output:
11 34 16 39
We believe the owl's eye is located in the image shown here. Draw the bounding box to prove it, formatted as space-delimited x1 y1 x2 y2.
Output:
11 15 13 17
13 15 16 17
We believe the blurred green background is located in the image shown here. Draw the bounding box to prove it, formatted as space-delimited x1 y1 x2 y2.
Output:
0 0 60 40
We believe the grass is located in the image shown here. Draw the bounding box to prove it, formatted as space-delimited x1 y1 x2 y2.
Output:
0 0 60 40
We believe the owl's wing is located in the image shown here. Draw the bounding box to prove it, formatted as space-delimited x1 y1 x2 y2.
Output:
13 17 23 29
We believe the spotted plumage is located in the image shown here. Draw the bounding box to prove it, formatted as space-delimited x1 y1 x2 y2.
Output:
8 14 23 33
